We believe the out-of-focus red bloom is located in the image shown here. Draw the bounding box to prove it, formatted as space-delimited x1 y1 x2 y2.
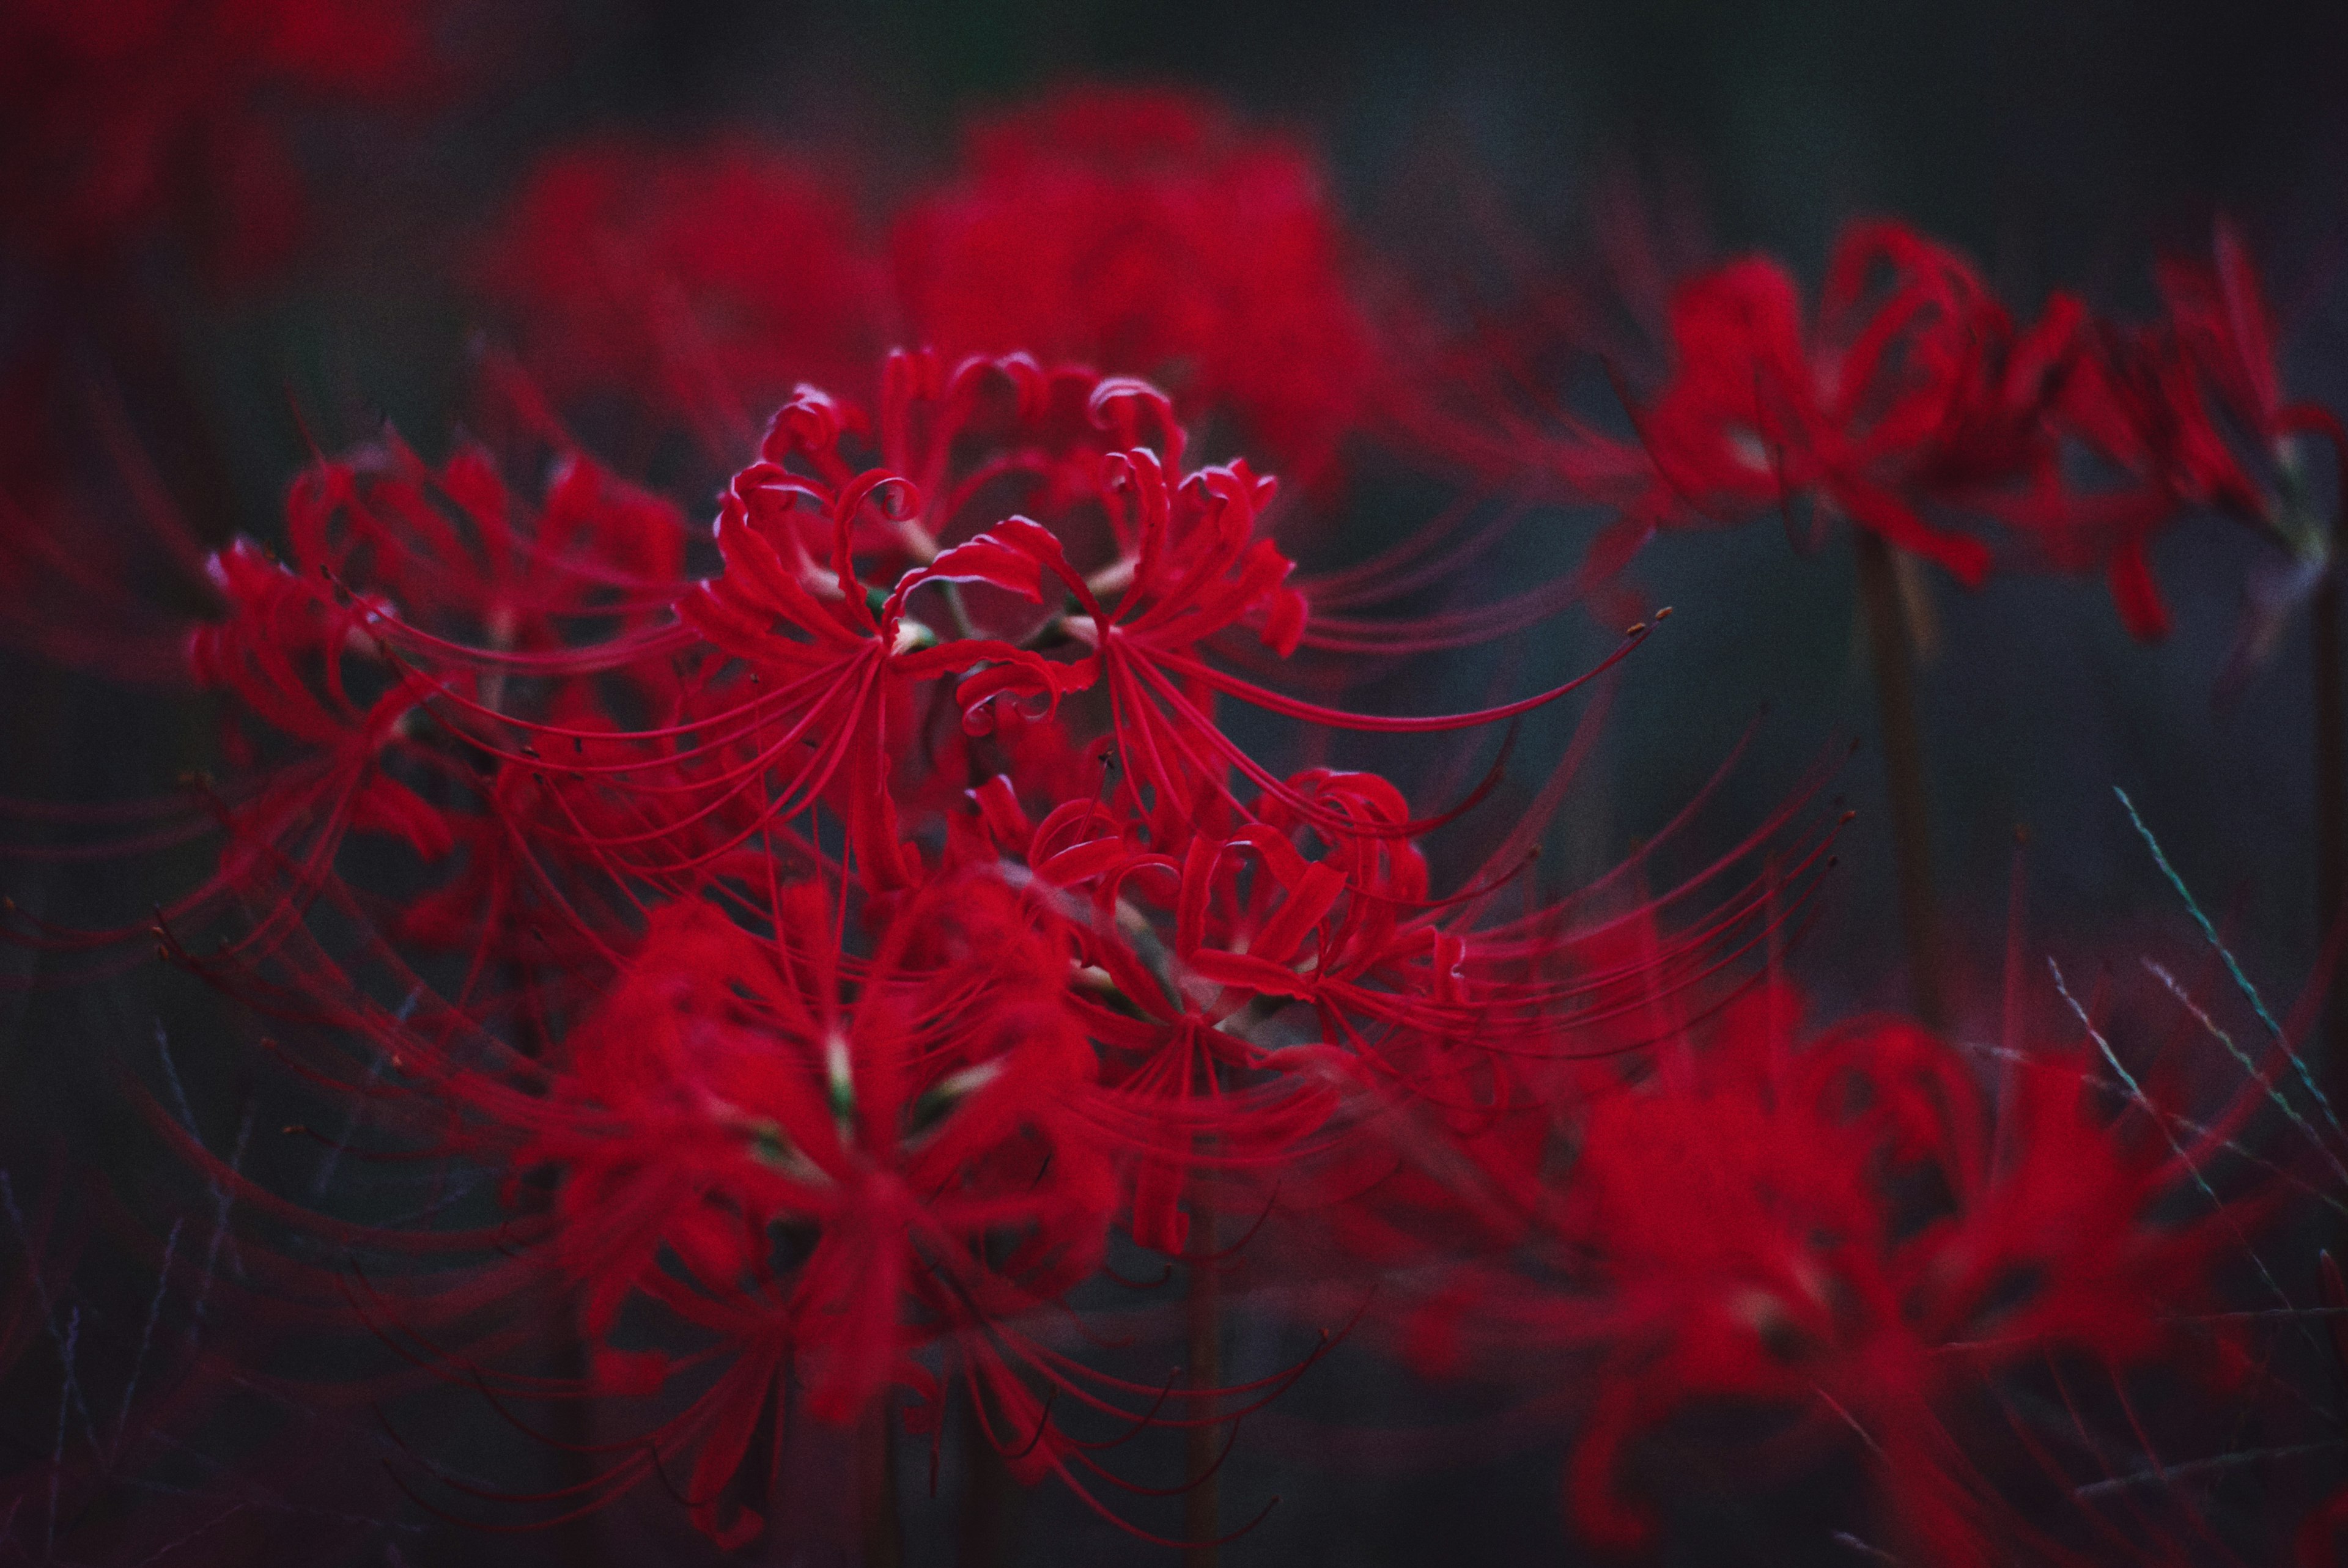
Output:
1400 981 2264 1566
0 416 695 986
473 138 887 455
0 1 450 702
530 872 1113 1548
472 88 1381 482
1628 220 2081 588
894 86 1379 479
2010 221 2346 646
0 0 435 285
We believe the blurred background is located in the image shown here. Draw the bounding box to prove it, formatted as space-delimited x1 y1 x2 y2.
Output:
6 1 2348 1562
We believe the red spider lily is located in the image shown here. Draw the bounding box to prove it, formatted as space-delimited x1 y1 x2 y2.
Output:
14 319 1763 1553
436 350 1633 900
1039 734 1859 1290
191 434 692 937
0 414 696 992
0 0 436 287
511 871 1123 1548
468 87 1379 485
12 31 2347 1559
16 347 1640 1017
1394 977 2271 1567
204 844 1339 1549
2009 221 2347 648
893 86 1378 482
1623 219 2081 588
473 138 887 459
953 777 1388 1254
660 355 1134 889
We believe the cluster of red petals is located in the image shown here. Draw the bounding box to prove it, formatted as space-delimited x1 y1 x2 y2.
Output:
5 75 2334 1556
1628 221 2080 587
76 347 1687 1544
469 98 2344 660
533 874 1114 1547
1431 210 2340 650
1396 979 2268 1567
894 87 1379 477
46 313 2295 1551
2013 221 2348 642
474 86 1378 477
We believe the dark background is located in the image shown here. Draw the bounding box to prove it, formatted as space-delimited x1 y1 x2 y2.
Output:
7 1 2348 1563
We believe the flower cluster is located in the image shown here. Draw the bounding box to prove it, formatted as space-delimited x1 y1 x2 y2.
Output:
106 344 1724 1545
474 86 1377 483
2 70 2342 1568
64 335 2313 1562
1395 978 2268 1565
1430 210 2343 655
481 89 2342 664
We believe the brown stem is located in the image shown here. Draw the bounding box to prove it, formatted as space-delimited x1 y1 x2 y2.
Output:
1184 1192 1222 1568
862 1395 903 1568
1853 529 1946 1032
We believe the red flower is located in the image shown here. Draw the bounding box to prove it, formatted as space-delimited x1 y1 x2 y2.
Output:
468 88 1381 484
894 86 1378 479
12 418 697 990
1397 981 2262 1566
2012 221 2347 646
1629 220 2081 587
525 871 1113 1547
32 320 1744 1551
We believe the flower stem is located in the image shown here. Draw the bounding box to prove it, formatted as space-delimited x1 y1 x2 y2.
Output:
862 1395 902 1568
1853 529 1946 1031
957 1383 1019 1568
1185 1191 1222 1568
958 1233 1022 1568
